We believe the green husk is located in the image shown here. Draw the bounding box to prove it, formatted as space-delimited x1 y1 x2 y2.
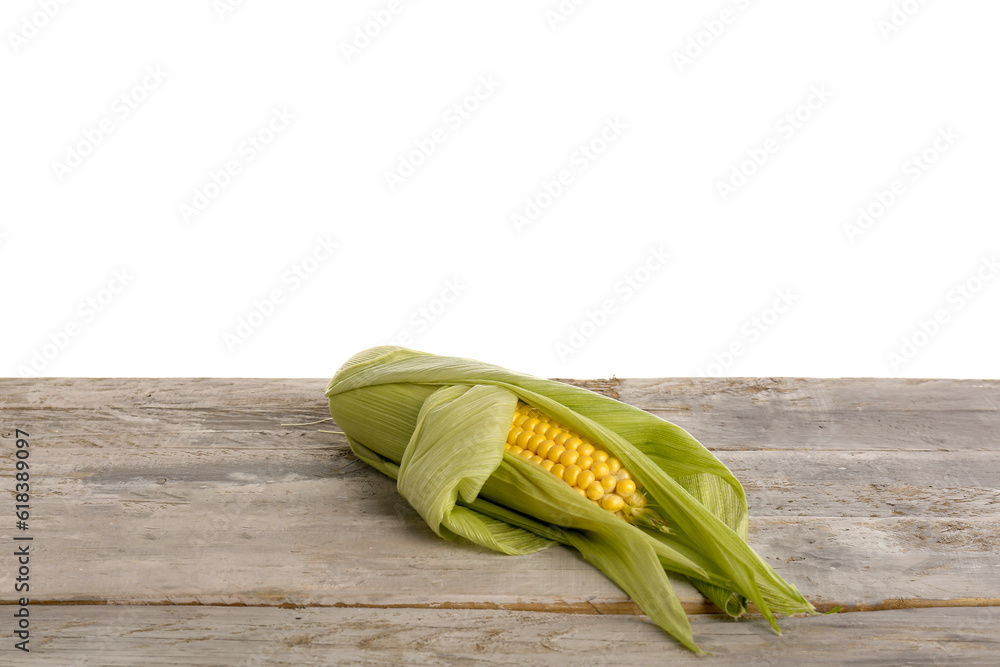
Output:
326 346 816 652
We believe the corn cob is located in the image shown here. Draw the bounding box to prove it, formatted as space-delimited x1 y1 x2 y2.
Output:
325 346 817 653
506 402 649 517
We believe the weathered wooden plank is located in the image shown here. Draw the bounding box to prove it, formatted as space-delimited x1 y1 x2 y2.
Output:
0 407 337 450
11 442 1000 526
5 377 998 412
619 377 1000 452
644 407 999 452
5 471 705 610
34 447 1000 522
752 516 1000 608
11 423 1000 519
0 378 332 410
3 444 997 609
615 377 1000 412
8 605 1000 666
5 405 993 458
4 404 995 453
5 405 993 454
4 376 997 452
719 450 1000 518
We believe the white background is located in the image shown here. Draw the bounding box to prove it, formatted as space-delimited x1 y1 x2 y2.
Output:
2 1 998 380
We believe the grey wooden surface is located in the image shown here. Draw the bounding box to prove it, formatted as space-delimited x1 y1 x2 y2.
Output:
1 377 998 664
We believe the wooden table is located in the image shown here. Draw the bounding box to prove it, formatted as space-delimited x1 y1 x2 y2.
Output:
2 377 998 665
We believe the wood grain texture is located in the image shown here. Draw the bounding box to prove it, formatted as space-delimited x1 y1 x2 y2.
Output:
0 377 997 662
4 376 996 452
4 442 999 609
9 605 1000 666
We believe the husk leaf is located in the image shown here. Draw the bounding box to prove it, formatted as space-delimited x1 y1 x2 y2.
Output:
326 346 816 651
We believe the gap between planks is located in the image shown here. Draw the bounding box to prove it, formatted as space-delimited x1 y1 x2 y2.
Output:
3 597 998 616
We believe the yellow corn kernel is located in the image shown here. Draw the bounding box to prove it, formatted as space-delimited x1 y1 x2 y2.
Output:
616 478 636 497
606 457 621 474
522 417 541 433
551 463 566 479
540 459 555 472
530 454 545 465
586 481 605 501
513 413 528 427
544 425 563 440
591 461 610 480
519 449 534 460
507 428 521 445
563 464 582 486
576 455 594 471
547 444 567 463
559 449 580 467
553 431 571 445
601 475 618 493
526 434 547 453
601 494 625 512
537 440 555 459
576 469 596 491
578 443 596 457
509 446 523 456
592 450 609 463
515 431 533 448
564 437 583 450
